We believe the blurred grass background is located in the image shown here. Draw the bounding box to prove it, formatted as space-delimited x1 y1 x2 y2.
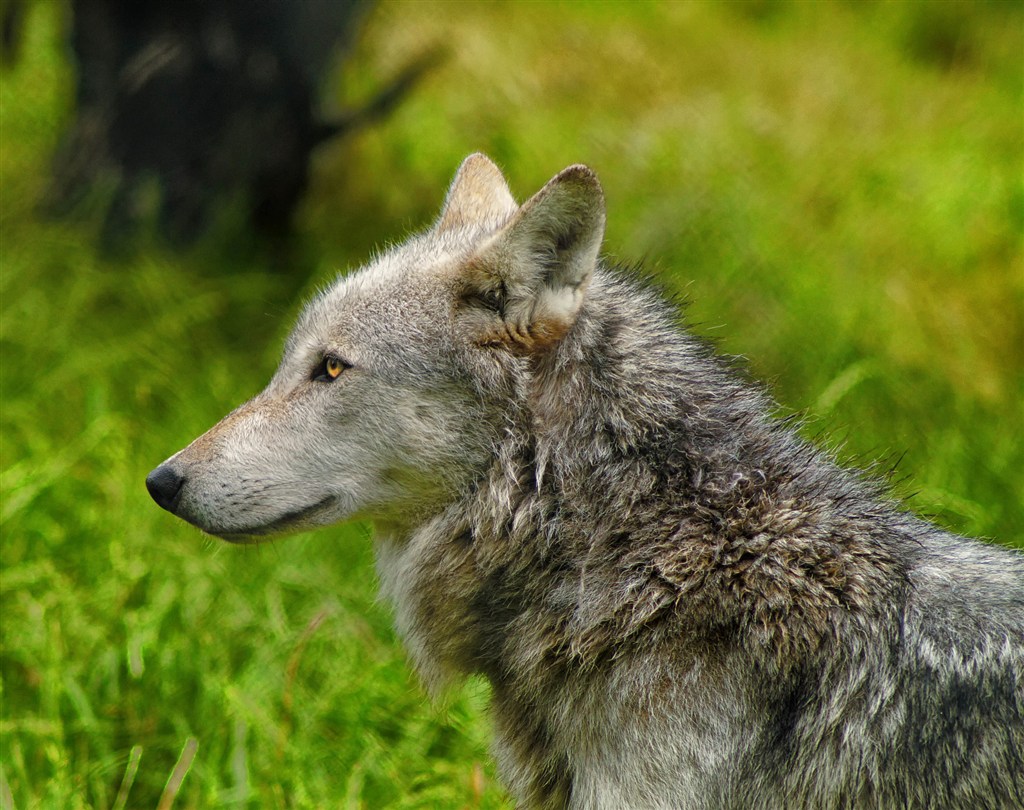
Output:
1 1 1021 807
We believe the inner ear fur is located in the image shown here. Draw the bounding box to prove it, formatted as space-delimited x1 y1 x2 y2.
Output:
468 164 606 351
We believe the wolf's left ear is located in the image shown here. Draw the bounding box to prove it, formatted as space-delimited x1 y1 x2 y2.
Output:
470 164 605 351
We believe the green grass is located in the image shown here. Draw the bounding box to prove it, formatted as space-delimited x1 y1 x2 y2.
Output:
2 1 1021 807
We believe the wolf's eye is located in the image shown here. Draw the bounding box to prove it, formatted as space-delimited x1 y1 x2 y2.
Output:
313 355 349 382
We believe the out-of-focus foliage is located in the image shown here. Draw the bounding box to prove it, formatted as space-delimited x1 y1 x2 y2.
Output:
1 1 1021 807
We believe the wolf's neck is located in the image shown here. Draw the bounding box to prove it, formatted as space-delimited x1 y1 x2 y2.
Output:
377 271 766 688
529 269 773 496
376 268 899 699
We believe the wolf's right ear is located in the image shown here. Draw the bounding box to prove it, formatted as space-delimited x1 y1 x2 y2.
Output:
436 153 518 233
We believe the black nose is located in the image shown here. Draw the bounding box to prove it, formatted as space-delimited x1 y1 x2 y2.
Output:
146 464 185 513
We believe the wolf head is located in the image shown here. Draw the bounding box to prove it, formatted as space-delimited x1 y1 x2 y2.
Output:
146 155 606 542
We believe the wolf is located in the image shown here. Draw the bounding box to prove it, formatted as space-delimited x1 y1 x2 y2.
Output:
147 154 1024 809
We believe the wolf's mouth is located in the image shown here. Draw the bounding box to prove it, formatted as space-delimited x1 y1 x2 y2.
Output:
211 495 338 544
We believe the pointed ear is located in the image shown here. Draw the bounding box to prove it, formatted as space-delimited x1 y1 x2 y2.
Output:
436 153 518 233
465 164 605 351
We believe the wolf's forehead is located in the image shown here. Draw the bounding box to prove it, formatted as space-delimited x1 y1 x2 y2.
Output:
288 234 467 352
326 235 466 309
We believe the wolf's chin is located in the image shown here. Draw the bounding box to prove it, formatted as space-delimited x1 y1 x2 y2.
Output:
206 495 340 544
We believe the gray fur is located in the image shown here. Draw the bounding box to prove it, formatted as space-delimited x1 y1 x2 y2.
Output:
149 155 1024 809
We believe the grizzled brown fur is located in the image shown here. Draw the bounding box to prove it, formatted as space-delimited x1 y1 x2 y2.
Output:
150 155 1024 809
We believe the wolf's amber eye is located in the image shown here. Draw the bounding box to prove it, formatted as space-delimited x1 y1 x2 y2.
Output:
314 355 349 382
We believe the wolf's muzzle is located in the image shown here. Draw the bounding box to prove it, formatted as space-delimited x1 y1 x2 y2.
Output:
146 464 185 513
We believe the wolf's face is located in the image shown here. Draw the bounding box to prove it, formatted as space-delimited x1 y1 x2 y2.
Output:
146 155 605 542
